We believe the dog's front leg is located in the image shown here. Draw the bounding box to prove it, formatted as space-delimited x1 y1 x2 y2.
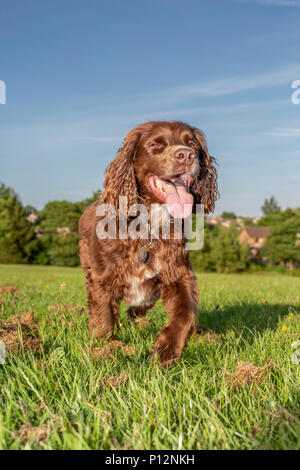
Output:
153 275 198 366
87 280 119 338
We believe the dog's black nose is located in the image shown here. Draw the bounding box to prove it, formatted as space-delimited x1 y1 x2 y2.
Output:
175 147 195 164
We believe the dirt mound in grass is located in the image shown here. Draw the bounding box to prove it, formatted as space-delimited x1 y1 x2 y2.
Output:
15 423 50 444
9 310 35 326
12 415 62 444
48 303 86 314
224 360 274 389
134 317 150 330
196 331 220 344
0 311 42 354
110 437 133 450
194 326 221 344
103 373 128 388
251 408 300 438
86 340 135 362
0 285 21 295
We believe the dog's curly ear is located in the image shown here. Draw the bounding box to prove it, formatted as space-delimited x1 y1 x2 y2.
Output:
101 129 141 209
190 127 219 214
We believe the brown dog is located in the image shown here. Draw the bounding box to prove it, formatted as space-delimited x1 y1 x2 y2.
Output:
79 121 218 365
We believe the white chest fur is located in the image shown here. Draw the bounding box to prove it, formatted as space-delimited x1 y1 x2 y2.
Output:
125 261 161 307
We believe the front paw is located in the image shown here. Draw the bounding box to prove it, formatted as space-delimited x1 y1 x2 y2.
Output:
152 328 183 367
88 321 114 339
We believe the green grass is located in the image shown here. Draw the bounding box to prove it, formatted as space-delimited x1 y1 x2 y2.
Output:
0 264 299 450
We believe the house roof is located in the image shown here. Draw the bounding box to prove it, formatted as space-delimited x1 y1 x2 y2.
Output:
243 226 270 237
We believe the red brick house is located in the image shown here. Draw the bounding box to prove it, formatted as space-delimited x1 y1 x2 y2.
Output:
239 226 270 259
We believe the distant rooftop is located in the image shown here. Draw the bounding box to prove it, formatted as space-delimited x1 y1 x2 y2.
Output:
243 226 270 237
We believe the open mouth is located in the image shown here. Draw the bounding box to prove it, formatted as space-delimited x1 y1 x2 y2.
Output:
148 173 194 219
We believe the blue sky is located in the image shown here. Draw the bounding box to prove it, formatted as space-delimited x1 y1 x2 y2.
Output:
0 0 299 216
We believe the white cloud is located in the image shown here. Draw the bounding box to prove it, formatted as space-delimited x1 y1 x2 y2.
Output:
238 0 300 7
120 99 286 126
264 127 300 136
170 63 300 98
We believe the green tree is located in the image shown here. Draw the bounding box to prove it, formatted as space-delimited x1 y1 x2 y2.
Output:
36 191 100 266
190 223 219 272
262 213 300 269
24 204 38 217
261 196 281 216
258 207 295 228
211 227 250 273
39 200 83 233
0 183 40 263
243 217 255 227
190 225 250 273
38 200 83 266
46 235 80 267
221 211 236 219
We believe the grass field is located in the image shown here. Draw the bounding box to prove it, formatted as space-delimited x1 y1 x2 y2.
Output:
0 264 299 450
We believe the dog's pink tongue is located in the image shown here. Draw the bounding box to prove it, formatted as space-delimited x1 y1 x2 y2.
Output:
164 182 194 218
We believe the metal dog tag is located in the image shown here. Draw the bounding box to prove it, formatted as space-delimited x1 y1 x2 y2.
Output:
138 246 148 263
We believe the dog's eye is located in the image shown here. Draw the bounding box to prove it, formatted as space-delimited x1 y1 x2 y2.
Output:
149 142 161 148
188 140 196 148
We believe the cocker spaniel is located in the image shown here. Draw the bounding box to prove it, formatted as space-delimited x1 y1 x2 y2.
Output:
79 121 218 365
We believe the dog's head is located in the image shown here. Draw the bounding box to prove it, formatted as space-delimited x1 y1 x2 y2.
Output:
102 121 218 217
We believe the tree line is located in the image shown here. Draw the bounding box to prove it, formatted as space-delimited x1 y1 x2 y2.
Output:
0 183 299 272
190 197 300 273
0 183 98 266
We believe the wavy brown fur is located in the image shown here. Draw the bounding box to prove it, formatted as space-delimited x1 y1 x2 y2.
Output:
79 121 218 366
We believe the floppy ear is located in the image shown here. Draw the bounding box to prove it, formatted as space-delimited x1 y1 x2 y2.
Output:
101 129 141 209
190 128 219 214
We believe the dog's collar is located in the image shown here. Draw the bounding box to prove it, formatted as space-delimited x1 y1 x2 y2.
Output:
137 215 181 263
138 236 153 264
